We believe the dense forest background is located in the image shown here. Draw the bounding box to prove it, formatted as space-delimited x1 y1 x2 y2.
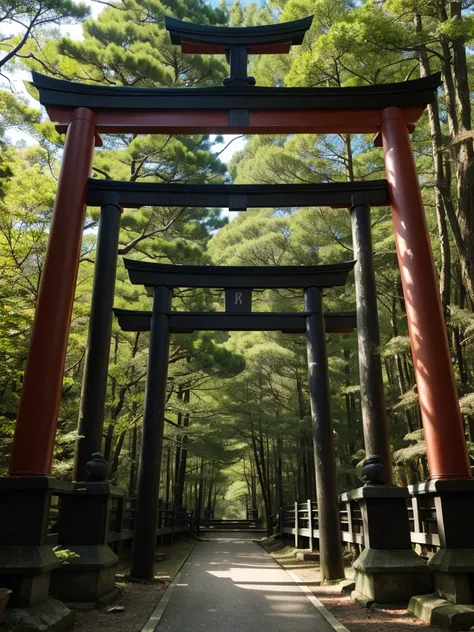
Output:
0 0 474 524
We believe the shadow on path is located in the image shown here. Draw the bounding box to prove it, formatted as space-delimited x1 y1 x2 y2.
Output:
156 532 338 632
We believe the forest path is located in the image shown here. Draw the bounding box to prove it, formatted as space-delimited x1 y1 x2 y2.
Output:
155 533 342 632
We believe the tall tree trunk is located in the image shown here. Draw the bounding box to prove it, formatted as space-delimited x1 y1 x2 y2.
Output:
438 3 474 302
207 466 214 511
165 446 171 504
175 388 190 506
391 297 415 433
197 457 205 520
174 386 183 493
109 429 126 483
276 435 283 513
416 12 451 315
344 348 356 457
129 420 138 494
251 459 257 509
251 424 271 536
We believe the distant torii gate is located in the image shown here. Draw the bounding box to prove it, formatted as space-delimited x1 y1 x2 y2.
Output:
114 258 356 581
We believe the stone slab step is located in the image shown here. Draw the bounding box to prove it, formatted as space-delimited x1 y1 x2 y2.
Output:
408 593 474 631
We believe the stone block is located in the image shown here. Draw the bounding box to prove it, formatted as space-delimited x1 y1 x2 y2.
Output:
353 548 432 604
353 547 429 573
51 565 116 604
0 545 60 574
408 593 474 631
429 549 474 604
0 545 61 607
351 589 374 608
295 550 319 561
434 571 472 605
50 545 117 604
1 597 75 632
338 579 355 594
429 548 474 573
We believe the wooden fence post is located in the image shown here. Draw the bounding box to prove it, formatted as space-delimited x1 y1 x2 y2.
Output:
411 496 420 534
294 501 299 549
171 503 176 542
307 499 313 551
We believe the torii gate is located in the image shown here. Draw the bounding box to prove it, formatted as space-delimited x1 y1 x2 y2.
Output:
6 13 471 595
114 258 356 580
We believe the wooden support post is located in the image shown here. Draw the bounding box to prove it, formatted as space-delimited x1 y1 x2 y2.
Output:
307 499 313 551
346 501 353 538
294 501 299 549
411 495 420 534
380 107 470 481
74 191 122 481
350 193 392 483
130 286 172 581
171 503 176 542
305 286 345 581
10 109 97 476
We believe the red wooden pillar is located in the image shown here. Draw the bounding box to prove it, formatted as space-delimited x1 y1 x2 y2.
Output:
10 108 97 476
380 106 470 481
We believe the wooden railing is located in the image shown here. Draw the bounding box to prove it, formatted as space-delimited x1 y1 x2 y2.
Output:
106 496 191 545
199 518 264 531
46 492 62 545
407 494 440 548
45 486 191 547
281 494 441 552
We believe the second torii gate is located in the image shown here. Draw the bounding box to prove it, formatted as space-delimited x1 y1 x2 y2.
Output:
114 258 356 581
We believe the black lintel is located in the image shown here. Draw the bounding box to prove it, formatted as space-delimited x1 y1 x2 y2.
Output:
124 259 355 289
87 179 389 209
30 72 442 112
113 309 357 334
165 16 313 51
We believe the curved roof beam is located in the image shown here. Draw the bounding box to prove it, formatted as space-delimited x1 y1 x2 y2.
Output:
165 16 314 86
86 179 390 210
165 15 313 53
30 71 442 135
122 258 355 289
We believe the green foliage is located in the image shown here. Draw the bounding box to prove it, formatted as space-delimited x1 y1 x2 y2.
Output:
0 0 89 68
53 546 80 564
2 0 474 512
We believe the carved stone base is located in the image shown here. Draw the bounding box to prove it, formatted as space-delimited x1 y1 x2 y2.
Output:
353 548 432 604
409 593 474 631
0 545 60 607
50 544 117 604
429 548 474 604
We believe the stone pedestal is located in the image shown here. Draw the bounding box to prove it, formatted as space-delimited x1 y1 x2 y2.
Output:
410 480 474 606
342 485 432 604
50 482 125 606
0 477 72 607
0 476 75 631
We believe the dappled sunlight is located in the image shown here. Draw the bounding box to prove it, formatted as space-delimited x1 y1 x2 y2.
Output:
156 538 338 631
207 567 291 583
264 613 316 619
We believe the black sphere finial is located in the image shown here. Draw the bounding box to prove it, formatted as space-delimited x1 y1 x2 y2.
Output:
84 452 109 482
361 454 386 486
